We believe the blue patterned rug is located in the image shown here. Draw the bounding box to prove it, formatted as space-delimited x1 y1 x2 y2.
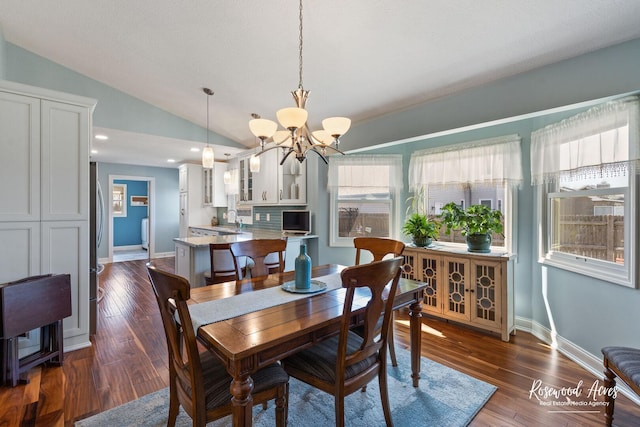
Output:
75 347 495 426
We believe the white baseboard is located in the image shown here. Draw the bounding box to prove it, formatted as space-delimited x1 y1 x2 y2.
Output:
153 251 174 259
516 316 640 406
114 244 144 251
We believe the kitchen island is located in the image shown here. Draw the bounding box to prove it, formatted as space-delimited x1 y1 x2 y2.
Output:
173 226 317 287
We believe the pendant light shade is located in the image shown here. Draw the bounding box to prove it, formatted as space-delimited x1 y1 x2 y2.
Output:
249 154 260 172
249 118 278 140
202 87 215 169
322 117 352 138
202 146 214 169
277 107 308 130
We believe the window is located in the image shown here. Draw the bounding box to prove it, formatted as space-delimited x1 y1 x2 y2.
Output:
531 96 639 287
112 183 127 217
408 134 523 253
328 155 403 247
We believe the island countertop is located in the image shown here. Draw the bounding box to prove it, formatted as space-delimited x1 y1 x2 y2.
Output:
173 226 317 248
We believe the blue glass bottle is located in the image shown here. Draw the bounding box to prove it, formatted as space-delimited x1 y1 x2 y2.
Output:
295 241 311 289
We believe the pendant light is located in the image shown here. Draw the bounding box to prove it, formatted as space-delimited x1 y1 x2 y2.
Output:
202 88 215 169
223 153 232 184
249 0 350 165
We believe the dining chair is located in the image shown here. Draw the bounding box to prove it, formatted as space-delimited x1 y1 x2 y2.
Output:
353 237 405 367
282 256 404 427
204 243 239 285
229 238 287 279
146 264 289 427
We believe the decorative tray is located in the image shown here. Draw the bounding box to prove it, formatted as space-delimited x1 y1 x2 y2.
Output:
281 280 327 294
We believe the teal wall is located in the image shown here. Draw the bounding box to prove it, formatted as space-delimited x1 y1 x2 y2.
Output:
113 179 148 247
3 29 640 361
97 162 179 259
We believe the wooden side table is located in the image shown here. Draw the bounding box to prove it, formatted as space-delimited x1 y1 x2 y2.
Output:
0 274 72 387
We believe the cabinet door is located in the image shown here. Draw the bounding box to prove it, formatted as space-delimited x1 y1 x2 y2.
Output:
442 257 471 322
41 220 89 344
0 222 41 283
203 168 214 206
238 156 253 203
401 249 418 281
179 165 188 192
41 100 90 221
279 152 306 204
252 150 278 204
470 259 502 330
213 163 228 207
417 253 443 315
0 91 40 222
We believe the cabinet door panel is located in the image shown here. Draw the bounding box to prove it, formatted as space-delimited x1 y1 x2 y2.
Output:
470 260 502 329
0 222 41 283
41 220 89 341
443 257 470 321
0 92 40 222
279 152 306 204
418 254 442 315
41 101 89 221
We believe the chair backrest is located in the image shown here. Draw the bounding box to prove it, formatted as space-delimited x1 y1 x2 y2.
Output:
354 237 405 265
337 256 404 381
146 264 206 413
230 238 287 279
209 243 240 283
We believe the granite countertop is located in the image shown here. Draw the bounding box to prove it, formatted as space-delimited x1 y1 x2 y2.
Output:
174 226 317 248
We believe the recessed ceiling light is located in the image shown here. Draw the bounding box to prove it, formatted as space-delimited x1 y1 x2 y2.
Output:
190 147 200 152
91 149 98 154
95 134 109 140
167 159 176 163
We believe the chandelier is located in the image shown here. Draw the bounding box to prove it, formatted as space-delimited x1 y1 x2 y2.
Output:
249 0 351 167
202 87 215 169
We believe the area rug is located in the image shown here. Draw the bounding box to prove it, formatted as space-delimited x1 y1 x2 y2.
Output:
75 347 496 427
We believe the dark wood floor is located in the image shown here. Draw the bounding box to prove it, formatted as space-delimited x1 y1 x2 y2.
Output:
1 258 639 426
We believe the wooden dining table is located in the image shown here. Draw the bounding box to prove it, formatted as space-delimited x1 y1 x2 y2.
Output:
190 263 427 427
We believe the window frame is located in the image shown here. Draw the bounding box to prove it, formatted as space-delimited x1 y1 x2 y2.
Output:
328 155 402 247
537 173 638 288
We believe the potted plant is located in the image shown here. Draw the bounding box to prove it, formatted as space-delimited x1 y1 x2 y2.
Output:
402 212 440 247
402 187 440 247
438 202 503 253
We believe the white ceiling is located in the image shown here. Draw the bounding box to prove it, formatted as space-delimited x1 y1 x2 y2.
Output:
2 0 640 168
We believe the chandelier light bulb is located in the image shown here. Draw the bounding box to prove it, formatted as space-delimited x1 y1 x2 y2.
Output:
322 117 351 138
277 107 308 130
249 118 278 140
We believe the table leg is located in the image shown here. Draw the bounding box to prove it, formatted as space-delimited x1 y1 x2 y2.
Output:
230 373 254 427
409 299 423 387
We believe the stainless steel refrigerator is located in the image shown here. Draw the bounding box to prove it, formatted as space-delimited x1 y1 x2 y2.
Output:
89 162 104 334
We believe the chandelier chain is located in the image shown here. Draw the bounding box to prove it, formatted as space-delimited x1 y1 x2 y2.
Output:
298 0 304 89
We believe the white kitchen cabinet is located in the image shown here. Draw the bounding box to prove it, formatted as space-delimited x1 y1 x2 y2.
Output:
0 80 96 352
179 163 216 237
278 151 306 204
203 163 228 207
236 148 306 205
237 150 278 204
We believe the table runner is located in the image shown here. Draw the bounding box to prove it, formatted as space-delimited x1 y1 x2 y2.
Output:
189 273 343 331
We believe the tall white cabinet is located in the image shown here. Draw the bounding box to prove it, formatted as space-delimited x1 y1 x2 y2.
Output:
0 80 96 352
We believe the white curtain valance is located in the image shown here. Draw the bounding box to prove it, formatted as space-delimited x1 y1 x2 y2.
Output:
530 96 640 185
327 154 403 194
408 134 523 191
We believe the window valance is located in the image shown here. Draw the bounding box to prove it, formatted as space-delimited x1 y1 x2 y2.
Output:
327 154 403 195
408 134 523 191
530 96 640 185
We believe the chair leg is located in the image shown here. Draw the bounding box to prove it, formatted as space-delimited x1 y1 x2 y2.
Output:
379 363 394 427
335 393 345 427
167 383 180 427
603 365 616 427
388 311 397 367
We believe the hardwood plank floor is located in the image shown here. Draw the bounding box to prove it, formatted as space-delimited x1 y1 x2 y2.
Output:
1 258 639 426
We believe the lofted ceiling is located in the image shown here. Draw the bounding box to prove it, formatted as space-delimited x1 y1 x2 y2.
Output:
2 0 640 168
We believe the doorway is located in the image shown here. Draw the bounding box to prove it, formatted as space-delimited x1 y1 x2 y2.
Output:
108 174 156 263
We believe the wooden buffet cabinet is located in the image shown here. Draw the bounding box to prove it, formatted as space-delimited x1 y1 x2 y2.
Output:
401 245 515 341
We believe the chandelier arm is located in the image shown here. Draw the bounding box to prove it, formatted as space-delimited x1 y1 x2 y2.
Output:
279 148 296 165
318 144 346 156
307 147 329 164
